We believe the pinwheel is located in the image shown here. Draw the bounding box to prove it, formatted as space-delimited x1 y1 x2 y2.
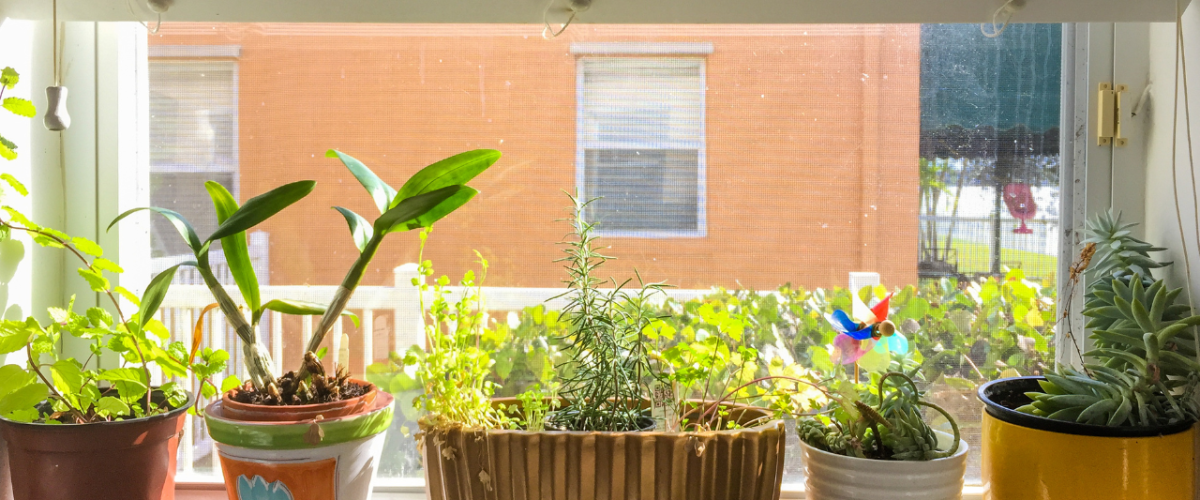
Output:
826 292 909 365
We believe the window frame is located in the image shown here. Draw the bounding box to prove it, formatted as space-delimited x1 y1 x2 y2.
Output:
574 46 710 239
17 18 1137 497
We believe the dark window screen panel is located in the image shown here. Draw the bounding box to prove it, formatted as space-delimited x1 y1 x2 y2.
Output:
149 172 234 257
583 149 699 232
578 57 704 235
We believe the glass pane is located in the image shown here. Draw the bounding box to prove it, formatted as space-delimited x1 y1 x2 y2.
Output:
146 22 1063 486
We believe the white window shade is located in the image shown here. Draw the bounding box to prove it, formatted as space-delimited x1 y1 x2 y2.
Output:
4 0 1190 23
578 57 706 236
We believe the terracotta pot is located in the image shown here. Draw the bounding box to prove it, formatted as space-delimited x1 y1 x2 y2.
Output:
421 398 787 500
221 378 378 422
204 390 394 500
0 390 193 500
800 431 968 500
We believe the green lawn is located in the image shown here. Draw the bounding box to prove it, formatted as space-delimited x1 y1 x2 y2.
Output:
948 239 1057 282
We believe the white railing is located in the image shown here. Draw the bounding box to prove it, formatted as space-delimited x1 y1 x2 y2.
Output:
161 265 877 474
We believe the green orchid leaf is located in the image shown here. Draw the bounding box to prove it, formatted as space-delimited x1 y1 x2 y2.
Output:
394 186 478 232
205 181 261 312
374 185 466 235
139 262 194 329
259 299 359 328
332 206 373 253
2 97 35 118
207 180 316 242
109 207 203 255
327 150 397 214
394 149 498 204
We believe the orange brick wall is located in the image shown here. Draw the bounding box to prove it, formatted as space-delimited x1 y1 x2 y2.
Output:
149 23 921 293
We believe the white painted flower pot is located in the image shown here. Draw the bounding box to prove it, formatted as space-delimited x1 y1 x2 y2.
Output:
800 432 968 500
204 392 394 500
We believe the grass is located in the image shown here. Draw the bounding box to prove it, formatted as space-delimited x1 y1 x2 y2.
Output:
947 239 1058 282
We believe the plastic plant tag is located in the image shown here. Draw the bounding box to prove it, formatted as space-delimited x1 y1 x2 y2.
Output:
650 381 679 432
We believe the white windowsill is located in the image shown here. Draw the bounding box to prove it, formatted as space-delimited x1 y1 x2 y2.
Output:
176 480 987 499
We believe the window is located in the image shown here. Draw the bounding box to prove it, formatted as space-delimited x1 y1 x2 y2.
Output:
132 22 1066 489
148 56 239 259
577 53 707 236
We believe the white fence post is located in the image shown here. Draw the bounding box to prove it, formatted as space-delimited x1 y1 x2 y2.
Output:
849 272 881 293
394 264 424 352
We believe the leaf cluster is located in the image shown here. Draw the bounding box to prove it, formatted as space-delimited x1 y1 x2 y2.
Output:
797 372 960 461
0 193 230 423
0 67 35 161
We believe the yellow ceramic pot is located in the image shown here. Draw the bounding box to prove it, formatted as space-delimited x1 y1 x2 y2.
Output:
978 377 1195 500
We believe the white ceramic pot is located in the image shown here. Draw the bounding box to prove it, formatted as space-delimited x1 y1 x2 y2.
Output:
800 432 968 500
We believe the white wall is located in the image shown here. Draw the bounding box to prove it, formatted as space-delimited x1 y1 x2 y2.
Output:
1145 8 1200 305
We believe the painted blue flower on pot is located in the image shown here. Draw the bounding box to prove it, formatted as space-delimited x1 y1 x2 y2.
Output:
237 475 294 500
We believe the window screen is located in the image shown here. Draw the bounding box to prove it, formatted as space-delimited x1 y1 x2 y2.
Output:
578 57 705 235
148 60 238 259
143 22 1063 487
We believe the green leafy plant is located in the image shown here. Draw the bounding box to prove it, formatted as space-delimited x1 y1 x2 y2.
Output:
0 187 228 423
111 148 496 404
545 196 667 432
110 180 322 393
398 228 507 430
1016 212 1200 426
797 372 961 461
0 67 35 161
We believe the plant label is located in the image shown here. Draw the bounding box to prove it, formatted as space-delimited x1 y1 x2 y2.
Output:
651 381 679 432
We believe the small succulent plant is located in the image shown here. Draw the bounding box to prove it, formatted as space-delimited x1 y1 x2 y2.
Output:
797 372 960 461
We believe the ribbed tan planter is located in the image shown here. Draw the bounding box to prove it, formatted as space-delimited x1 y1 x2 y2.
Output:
420 400 786 500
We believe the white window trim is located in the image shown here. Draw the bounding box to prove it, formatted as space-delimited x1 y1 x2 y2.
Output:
33 18 1117 498
575 51 709 239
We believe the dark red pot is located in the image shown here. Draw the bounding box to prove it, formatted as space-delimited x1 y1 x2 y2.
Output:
0 391 193 500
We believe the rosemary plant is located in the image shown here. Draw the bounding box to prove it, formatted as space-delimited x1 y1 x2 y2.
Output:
546 196 667 432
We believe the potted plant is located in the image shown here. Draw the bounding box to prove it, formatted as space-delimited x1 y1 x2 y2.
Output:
796 372 965 500
416 197 788 500
0 64 36 500
115 149 498 500
978 211 1199 499
0 187 230 500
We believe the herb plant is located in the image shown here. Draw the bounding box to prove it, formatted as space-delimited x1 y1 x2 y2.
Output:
797 372 961 460
400 228 506 430
0 186 228 423
1017 211 1200 426
545 196 667 432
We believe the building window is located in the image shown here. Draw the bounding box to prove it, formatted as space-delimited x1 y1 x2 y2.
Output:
576 55 707 237
148 58 239 258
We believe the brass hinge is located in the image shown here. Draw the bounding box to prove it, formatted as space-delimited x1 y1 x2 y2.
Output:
1097 82 1128 147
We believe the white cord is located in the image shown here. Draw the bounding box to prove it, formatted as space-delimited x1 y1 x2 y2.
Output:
1169 0 1200 361
980 0 1022 38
